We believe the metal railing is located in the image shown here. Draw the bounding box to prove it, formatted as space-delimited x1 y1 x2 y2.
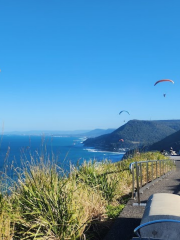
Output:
134 219 180 238
129 159 176 204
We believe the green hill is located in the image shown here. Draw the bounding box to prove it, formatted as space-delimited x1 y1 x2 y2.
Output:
148 129 180 152
83 120 180 151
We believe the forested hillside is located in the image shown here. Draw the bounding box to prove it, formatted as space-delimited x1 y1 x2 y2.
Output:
83 120 180 151
148 129 180 152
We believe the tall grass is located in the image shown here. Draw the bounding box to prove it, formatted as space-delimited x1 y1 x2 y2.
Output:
10 159 104 239
0 151 171 239
73 160 119 203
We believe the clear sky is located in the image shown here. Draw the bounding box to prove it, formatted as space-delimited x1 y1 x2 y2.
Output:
1 0 180 132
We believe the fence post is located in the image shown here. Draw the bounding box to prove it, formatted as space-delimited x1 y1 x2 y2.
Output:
135 162 140 204
160 161 161 176
156 161 158 178
132 165 135 199
151 161 153 181
140 162 142 188
146 162 148 183
163 161 165 174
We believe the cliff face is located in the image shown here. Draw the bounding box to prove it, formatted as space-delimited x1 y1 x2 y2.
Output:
83 120 180 151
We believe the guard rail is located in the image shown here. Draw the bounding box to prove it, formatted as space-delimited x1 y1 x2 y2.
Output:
129 159 175 204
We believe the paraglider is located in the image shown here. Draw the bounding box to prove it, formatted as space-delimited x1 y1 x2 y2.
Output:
154 79 174 86
119 110 130 123
119 110 130 115
154 79 174 97
119 139 124 142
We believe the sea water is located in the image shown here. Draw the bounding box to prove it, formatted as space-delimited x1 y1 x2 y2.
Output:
0 135 125 175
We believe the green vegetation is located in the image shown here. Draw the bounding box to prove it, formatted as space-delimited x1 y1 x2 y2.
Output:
0 151 171 239
148 128 180 152
83 120 180 151
106 204 125 219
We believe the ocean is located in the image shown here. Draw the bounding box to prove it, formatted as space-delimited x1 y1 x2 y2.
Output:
0 135 125 175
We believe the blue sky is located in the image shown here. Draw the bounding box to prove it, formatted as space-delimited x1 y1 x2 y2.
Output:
1 0 180 132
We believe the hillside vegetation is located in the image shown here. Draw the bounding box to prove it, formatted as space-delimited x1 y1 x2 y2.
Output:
148 128 180 152
83 120 180 151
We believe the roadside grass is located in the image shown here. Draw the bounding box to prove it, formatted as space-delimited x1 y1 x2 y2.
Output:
0 151 171 239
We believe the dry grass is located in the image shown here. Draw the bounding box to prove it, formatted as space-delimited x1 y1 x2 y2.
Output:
0 151 172 239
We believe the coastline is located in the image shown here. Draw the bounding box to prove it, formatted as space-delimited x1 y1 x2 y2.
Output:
0 135 125 174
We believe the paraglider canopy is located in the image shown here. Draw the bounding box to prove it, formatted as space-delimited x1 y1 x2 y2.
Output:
154 79 174 86
119 110 130 115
